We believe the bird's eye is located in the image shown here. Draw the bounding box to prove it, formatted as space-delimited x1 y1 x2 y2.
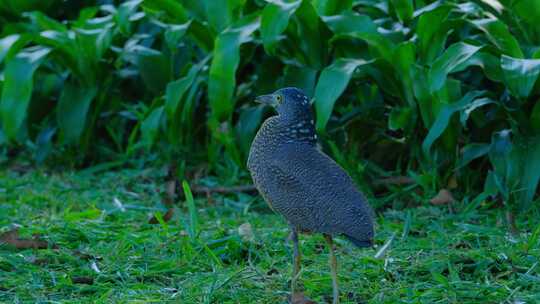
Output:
276 95 283 104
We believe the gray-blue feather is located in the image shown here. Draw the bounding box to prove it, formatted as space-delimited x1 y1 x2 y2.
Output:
248 87 374 247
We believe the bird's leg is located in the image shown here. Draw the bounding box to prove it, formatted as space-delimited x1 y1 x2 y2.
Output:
289 227 301 296
324 234 339 304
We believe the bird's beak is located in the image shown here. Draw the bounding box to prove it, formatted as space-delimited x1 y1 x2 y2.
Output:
255 94 275 106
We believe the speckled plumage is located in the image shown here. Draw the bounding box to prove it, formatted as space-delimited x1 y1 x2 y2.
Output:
247 87 374 247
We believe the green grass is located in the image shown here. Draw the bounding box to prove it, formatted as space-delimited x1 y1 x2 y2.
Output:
1 169 540 303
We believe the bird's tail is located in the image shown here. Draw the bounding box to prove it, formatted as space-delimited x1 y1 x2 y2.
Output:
344 234 373 248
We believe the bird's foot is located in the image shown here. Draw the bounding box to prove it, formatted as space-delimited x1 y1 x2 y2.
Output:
289 291 317 304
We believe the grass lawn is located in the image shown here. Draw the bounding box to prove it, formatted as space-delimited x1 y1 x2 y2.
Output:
1 168 540 303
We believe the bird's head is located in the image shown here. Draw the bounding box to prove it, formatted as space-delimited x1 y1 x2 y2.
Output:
255 87 312 121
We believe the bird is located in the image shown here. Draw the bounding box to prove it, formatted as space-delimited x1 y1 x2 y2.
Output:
247 87 375 304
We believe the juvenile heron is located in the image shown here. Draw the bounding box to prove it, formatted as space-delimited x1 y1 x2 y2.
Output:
247 87 375 303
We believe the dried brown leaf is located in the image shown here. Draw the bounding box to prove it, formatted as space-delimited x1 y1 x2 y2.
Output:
238 222 254 241
430 189 455 205
164 179 177 206
290 292 317 304
0 228 54 250
72 276 94 284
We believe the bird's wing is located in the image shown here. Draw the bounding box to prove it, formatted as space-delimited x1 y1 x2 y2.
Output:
269 143 373 237
272 143 355 197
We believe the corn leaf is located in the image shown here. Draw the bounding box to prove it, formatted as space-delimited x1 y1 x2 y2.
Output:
429 43 481 92
203 0 245 32
416 5 451 63
0 35 20 64
422 91 485 156
312 0 352 15
458 143 491 169
322 12 393 60
391 0 414 23
57 82 97 143
165 63 202 120
260 0 301 53
501 56 540 99
314 58 372 132
0 46 51 140
472 18 523 58
208 16 259 122
141 105 164 147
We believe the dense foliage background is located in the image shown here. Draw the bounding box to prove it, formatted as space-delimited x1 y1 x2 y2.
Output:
1 0 540 221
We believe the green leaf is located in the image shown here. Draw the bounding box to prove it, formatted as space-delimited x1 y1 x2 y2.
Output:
392 41 416 105
484 170 499 197
164 22 191 51
472 18 523 58
294 0 328 68
412 65 432 127
25 11 67 32
458 143 491 169
180 72 205 132
314 58 372 132
500 55 540 99
459 97 495 126
0 0 58 16
203 0 245 32
64 207 101 222
187 20 215 52
312 0 352 15
141 106 164 147
322 12 393 60
422 91 485 155
412 0 446 18
181 0 206 20
391 0 413 23
511 0 540 31
74 27 113 84
489 131 540 209
531 100 540 132
429 43 481 92
116 0 143 36
526 222 540 252
182 180 198 240
453 52 503 82
416 5 451 63
0 35 19 64
389 106 413 131
0 46 51 140
0 126 6 146
57 82 98 144
235 106 266 156
513 136 540 210
489 130 513 178
141 0 188 23
134 46 171 94
208 16 259 122
34 126 56 164
260 0 301 53
165 63 201 121
393 42 415 77
282 65 318 97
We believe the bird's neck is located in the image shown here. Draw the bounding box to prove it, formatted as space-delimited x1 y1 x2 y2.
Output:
264 115 318 146
248 115 317 171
